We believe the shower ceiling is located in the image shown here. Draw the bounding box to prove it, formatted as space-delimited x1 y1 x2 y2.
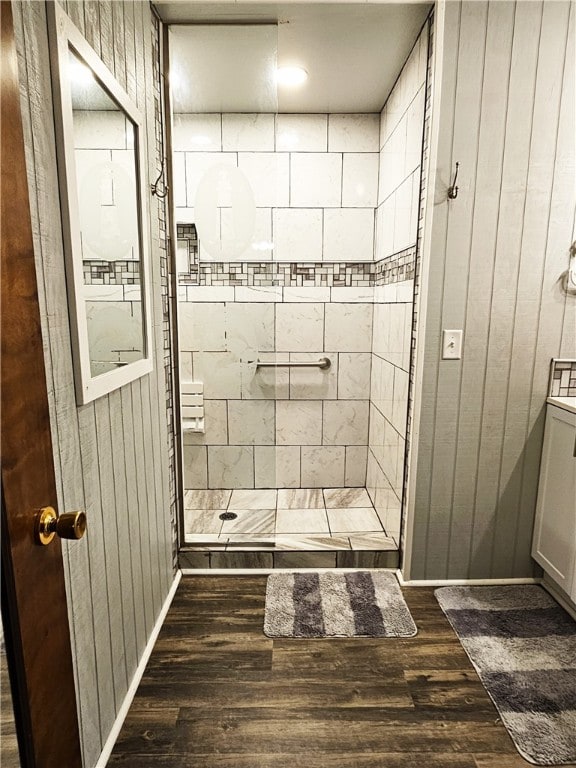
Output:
156 2 431 113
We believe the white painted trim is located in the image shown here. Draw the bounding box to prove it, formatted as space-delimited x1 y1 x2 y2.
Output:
541 577 576 622
397 572 541 587
180 568 397 576
96 570 182 768
47 3 154 405
401 0 446 582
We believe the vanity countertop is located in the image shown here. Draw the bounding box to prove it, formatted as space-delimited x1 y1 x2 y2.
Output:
547 396 576 415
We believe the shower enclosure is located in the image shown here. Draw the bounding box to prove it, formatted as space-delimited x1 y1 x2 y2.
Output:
168 6 432 568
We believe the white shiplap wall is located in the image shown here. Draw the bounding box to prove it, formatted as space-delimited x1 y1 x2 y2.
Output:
13 2 175 766
410 0 575 580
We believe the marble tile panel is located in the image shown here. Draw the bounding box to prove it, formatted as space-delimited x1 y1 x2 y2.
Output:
326 507 383 533
173 114 221 152
276 401 322 445
324 303 373 352
220 509 276 534
184 400 228 446
338 352 371 399
323 208 375 262
229 489 278 509
184 152 237 207
184 508 223 535
374 485 402 540
207 446 254 488
172 152 186 207
271 534 351 551
276 303 324 352
227 400 275 445
272 209 323 261
348 533 397 550
323 487 372 508
345 446 368 487
183 533 228 550
328 114 380 152
179 302 226 352
323 400 369 445
238 152 289 207
242 355 290 400
186 286 235 303
283 287 331 303
234 286 282 302
179 552 212 568
210 552 274 568
83 285 124 301
274 552 337 568
254 446 301 488
183 445 208 489
342 153 379 207
392 368 409 438
330 287 375 303
277 488 325 509
396 279 414 304
290 153 342 207
193 352 241 399
336 551 399 568
226 302 275 357
275 508 330 534
184 489 232 509
368 405 385 467
222 113 275 151
300 446 345 487
275 114 328 152
289 352 337 400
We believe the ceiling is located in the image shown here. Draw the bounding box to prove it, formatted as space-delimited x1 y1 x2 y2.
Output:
157 2 431 113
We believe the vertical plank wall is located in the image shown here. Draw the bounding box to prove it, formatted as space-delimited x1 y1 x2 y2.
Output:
410 0 575 579
13 1 175 766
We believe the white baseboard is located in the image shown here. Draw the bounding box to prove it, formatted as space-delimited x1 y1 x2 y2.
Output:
541 578 576 621
180 567 396 576
397 572 541 587
96 570 182 768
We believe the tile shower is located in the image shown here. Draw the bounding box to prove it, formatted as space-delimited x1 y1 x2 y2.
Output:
174 20 430 563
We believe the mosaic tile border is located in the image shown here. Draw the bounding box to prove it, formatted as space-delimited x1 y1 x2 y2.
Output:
374 247 416 286
175 222 415 289
83 259 140 285
550 359 576 397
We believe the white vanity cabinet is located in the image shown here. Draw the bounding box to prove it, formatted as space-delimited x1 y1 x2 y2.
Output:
532 401 576 601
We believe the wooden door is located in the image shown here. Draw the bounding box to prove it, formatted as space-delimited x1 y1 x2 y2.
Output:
1 2 82 766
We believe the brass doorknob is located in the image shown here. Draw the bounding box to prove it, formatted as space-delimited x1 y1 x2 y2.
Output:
34 506 87 546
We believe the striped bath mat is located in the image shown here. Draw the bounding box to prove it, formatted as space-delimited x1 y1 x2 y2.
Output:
436 585 576 766
264 571 417 637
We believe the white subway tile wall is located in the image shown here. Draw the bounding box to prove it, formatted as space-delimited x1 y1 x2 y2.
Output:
180 296 373 489
368 23 429 541
173 113 381 262
176 26 428 495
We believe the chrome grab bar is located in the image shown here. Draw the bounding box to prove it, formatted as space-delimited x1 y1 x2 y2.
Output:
256 357 331 371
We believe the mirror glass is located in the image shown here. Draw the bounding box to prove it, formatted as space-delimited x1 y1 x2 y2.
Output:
69 47 145 377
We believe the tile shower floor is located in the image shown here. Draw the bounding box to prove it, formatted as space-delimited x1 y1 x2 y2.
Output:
183 487 398 552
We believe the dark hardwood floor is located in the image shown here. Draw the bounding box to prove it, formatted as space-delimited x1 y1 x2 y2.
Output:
109 576 535 768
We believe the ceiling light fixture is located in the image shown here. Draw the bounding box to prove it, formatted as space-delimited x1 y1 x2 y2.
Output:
276 66 308 87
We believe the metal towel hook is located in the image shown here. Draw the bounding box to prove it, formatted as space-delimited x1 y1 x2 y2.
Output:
448 161 460 200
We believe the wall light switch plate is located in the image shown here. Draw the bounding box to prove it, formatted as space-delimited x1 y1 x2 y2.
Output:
442 329 463 359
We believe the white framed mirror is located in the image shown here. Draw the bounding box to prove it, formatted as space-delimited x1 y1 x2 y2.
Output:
48 4 153 405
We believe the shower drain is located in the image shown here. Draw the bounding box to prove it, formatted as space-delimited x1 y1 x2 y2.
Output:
219 512 238 521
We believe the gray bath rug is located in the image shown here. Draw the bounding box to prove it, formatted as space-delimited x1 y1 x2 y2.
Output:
436 585 576 766
264 571 417 638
